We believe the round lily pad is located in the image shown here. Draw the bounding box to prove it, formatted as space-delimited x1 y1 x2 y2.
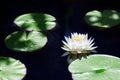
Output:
0 56 26 80
14 13 56 31
85 10 120 28
69 54 120 80
5 31 47 52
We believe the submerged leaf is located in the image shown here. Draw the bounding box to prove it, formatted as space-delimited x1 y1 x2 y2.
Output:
69 54 120 80
0 56 26 80
14 13 56 31
5 31 47 52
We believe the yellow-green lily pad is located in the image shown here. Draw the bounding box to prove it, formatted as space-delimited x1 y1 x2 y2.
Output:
85 10 120 29
0 56 26 80
14 13 56 31
5 31 47 52
69 54 120 80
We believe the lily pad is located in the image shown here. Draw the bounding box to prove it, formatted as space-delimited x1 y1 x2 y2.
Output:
69 54 120 80
0 56 26 80
85 10 120 28
14 13 56 31
5 31 47 52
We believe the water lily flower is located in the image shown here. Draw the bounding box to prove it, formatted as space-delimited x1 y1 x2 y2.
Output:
61 32 97 56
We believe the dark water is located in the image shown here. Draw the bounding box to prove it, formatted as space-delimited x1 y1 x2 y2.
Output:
1 0 120 80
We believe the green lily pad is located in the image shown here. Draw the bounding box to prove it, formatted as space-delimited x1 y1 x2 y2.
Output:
14 13 56 31
5 31 47 52
69 54 120 80
85 10 120 28
0 56 26 80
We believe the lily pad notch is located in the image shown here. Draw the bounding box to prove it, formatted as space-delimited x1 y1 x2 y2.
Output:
69 54 120 80
5 13 57 52
0 56 26 80
14 13 56 31
85 10 120 29
5 31 47 52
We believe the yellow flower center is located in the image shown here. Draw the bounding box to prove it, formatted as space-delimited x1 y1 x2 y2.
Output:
75 37 81 41
73 36 84 42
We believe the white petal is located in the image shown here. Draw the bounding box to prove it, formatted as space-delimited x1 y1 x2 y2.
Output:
64 36 69 42
90 46 97 50
61 47 70 51
89 43 95 48
62 40 70 48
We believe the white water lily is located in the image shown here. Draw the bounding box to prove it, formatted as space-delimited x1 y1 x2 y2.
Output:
61 32 97 55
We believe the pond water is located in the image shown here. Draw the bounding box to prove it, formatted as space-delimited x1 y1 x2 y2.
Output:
1 0 120 80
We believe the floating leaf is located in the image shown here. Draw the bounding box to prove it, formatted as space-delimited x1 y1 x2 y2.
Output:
85 10 120 28
5 31 47 52
14 13 56 31
0 56 26 80
69 54 120 80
